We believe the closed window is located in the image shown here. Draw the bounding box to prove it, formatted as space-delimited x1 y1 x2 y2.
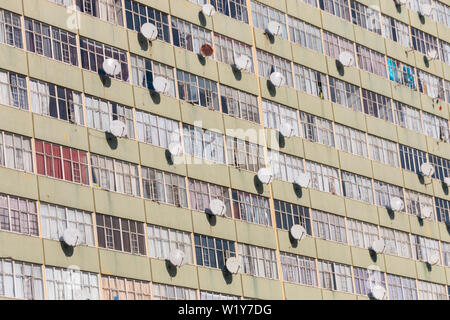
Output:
417 280 447 300
77 0 124 26
183 124 225 163
319 0 351 21
256 50 294 88
373 180 404 211
318 260 353 293
442 241 450 267
0 9 23 48
411 27 439 57
136 110 180 149
350 0 381 34
405 189 434 219
411 234 440 263
288 16 323 53
417 69 444 100
214 33 253 72
393 101 422 133
382 14 410 48
0 258 44 300
220 84 259 123
433 0 450 28
189 0 249 24
440 40 450 65
171 17 212 55
357 44 387 78
45 266 99 300
329 76 361 111
311 209 347 243
232 189 272 226
387 57 416 89
353 266 386 297
101 275 151 300
200 290 240 300
0 194 38 236
323 31 355 65
0 70 28 110
0 131 33 173
268 149 304 184
153 283 197 300
238 243 278 279
280 252 317 287
428 154 450 182
147 225 193 264
361 89 393 123
435 197 450 224
380 226 412 259
368 135 398 167
299 112 334 147
294 64 328 99
422 111 448 141
177 70 219 110
305 160 341 195
387 273 417 300
347 218 379 250
226 136 265 172
399 144 427 174
188 178 231 217
262 99 299 136
335 123 367 157
194 234 236 269
274 199 311 234
251 1 287 39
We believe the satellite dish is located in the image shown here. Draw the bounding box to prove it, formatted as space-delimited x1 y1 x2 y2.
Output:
290 224 307 241
266 20 282 37
140 22 158 41
102 58 121 77
427 252 440 265
225 257 241 274
200 44 214 57
419 4 433 17
109 120 127 138
370 239 385 254
420 205 433 219
444 177 450 187
201 3 216 17
394 0 409 5
62 227 81 247
169 249 186 267
234 55 252 72
208 199 226 216
168 142 183 157
257 167 274 184
294 172 311 188
389 196 404 211
153 76 171 95
269 72 285 87
420 162 435 177
279 122 294 138
370 285 386 300
338 51 355 67
427 49 439 60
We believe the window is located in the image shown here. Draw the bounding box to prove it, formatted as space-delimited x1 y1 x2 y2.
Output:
0 9 23 48
177 70 219 110
301 0 318 7
329 76 362 111
183 124 225 163
435 197 450 224
442 241 450 267
318 260 353 293
0 131 33 173
335 123 367 157
35 140 88 185
322 31 355 65
417 280 447 300
101 275 151 300
200 290 240 300
190 0 249 23
25 18 78 66
29 79 83 125
280 252 317 287
305 160 341 195
386 274 417 300
353 266 386 297
399 144 427 174
422 111 448 141
153 283 197 300
311 209 347 243
411 27 439 57
411 234 440 263
124 0 170 42
90 154 140 196
96 213 146 255
417 70 444 100
294 64 328 99
238 243 278 279
288 16 322 53
387 57 416 89
136 111 180 149
251 1 288 39
433 0 450 28
49 0 73 6
188 178 231 217
319 0 351 21
214 33 253 72
130 54 175 97
220 84 259 123
405 189 434 219
350 0 381 34
440 40 450 65
299 112 334 147
171 17 212 55
274 199 311 234
232 190 272 226
382 14 410 48
380 226 412 259
77 0 124 26
0 258 44 300
446 80 450 103
45 266 99 300
141 167 188 208
428 154 450 182
147 225 193 264
226 136 265 172
262 99 299 136
40 202 94 246
0 70 28 110
373 180 405 211
256 50 294 88
0 194 38 236
347 218 379 249
356 45 387 78
361 89 393 122
194 234 236 269
267 150 304 184
393 101 422 133
80 37 129 81
368 135 399 167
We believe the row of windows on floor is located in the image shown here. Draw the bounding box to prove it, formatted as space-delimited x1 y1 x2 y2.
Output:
0 254 448 300
1 190 450 270
3 2 450 109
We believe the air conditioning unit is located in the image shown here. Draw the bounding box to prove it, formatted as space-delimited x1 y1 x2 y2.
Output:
225 257 241 274
420 162 435 177
290 224 307 241
293 172 311 189
234 55 252 72
369 239 385 254
62 227 82 247
427 49 439 60
208 199 226 217
389 196 404 211
269 72 286 87
266 20 283 37
153 77 171 95
419 204 434 219
370 285 386 300
169 249 186 267
102 58 121 77
201 3 216 17
338 51 355 67
279 122 294 138
140 22 158 41
109 120 127 138
257 167 274 184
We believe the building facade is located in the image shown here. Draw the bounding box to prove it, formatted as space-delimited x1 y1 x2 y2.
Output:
0 0 449 300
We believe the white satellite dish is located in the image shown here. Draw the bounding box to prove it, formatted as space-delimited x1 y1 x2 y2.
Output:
208 199 226 216
269 72 285 87
290 224 307 241
419 4 433 17
444 177 450 187
257 167 274 184
394 0 409 5
153 76 171 95
420 205 433 219
370 239 385 254
168 142 183 157
201 3 216 17
62 227 81 247
169 249 186 267
370 285 386 300
427 49 439 60
427 252 440 265
294 172 311 188
279 122 294 138
338 51 355 67
420 162 435 177
109 120 127 138
234 55 252 72
389 196 404 211
225 257 241 274
266 20 282 37
102 58 121 77
140 22 158 41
